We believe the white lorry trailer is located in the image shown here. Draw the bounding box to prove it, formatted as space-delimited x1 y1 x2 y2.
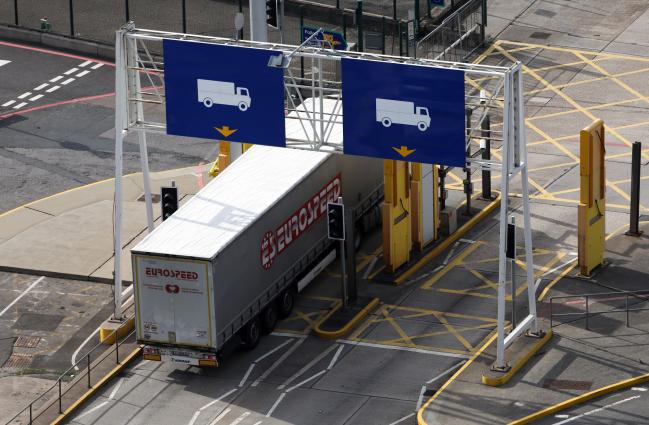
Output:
376 98 430 132
197 79 251 111
132 145 382 366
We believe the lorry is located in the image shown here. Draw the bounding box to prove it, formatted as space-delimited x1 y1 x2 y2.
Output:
197 79 251 111
132 145 383 367
376 98 430 132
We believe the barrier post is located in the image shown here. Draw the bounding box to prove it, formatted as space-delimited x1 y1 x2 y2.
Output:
481 114 492 199
626 141 642 236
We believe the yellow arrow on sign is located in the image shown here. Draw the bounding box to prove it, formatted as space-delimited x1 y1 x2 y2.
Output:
392 146 416 158
214 125 238 138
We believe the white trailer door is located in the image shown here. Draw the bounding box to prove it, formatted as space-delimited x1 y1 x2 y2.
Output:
134 255 214 348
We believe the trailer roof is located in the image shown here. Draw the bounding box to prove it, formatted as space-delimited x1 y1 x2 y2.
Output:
132 145 330 259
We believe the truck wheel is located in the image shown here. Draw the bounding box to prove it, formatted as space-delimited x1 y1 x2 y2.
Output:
276 288 295 319
417 122 428 132
238 102 249 112
240 316 261 350
381 118 392 127
261 304 278 334
203 98 213 108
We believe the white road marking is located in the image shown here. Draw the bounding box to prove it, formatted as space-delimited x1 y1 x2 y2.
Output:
228 411 249 425
239 364 256 388
208 408 231 425
458 238 476 243
46 85 61 93
79 60 92 67
552 395 641 424
50 75 63 82
2 100 16 107
61 78 75 85
0 60 10 67
239 339 294 387
416 385 426 411
285 369 326 393
270 331 308 339
540 257 577 278
277 344 336 389
199 388 238 411
426 361 466 384
187 411 201 425
17 92 31 99
71 326 100 370
265 393 285 417
252 422 263 425
76 70 90 78
75 401 109 419
131 359 151 371
632 387 648 391
362 256 378 279
13 102 27 109
91 63 104 69
64 67 79 75
388 412 415 425
327 344 344 370
0 276 44 317
29 94 44 101
443 241 460 265
554 415 569 419
252 338 305 387
34 83 49 90
108 378 124 400
336 339 471 359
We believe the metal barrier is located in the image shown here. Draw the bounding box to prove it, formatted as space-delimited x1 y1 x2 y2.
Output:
550 290 649 330
416 0 486 60
4 309 136 425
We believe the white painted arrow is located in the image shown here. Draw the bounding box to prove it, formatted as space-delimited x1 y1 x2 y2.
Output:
0 60 11 68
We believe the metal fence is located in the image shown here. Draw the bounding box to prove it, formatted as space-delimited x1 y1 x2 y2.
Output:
4 311 137 425
550 290 649 330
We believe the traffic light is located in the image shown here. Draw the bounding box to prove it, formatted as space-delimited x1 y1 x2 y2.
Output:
266 0 279 29
161 186 178 221
327 202 345 240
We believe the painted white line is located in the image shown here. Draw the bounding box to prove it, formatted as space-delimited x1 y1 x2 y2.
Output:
252 338 305 387
208 407 231 425
252 422 263 425
270 331 308 339
327 344 344 370
2 100 16 107
255 338 294 363
34 83 49 90
426 361 466 384
458 238 476 244
388 412 415 425
64 67 79 75
416 385 427 411
50 75 63 82
71 326 100 371
0 276 44 317
76 70 90 78
239 364 255 388
632 387 648 392
336 339 471 359
0 60 10 67
554 415 569 419
61 78 75 85
265 393 285 417
79 60 92 67
199 388 238 411
285 369 326 393
75 401 109 420
187 411 201 425
227 411 249 425
46 85 61 93
552 395 641 425
13 102 28 109
277 344 336 390
362 256 378 279
17 92 32 99
131 359 151 371
108 378 124 400
91 63 104 69
29 94 44 101
541 257 577 278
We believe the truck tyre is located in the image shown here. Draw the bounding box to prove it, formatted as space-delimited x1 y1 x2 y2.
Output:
238 102 249 112
381 118 392 127
417 122 428 132
261 304 278 334
240 316 261 349
276 288 295 319
203 98 213 108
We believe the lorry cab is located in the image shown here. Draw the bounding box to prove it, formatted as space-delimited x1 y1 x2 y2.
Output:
415 106 431 131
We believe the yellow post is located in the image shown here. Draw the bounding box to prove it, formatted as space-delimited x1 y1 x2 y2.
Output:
382 160 412 272
578 120 606 276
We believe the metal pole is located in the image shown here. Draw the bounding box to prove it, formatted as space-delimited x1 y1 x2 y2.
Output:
14 0 18 26
510 216 517 329
414 0 420 26
345 207 357 304
439 167 446 210
116 328 120 363
58 380 62 413
393 0 397 19
340 239 347 309
626 294 629 327
381 17 386 54
464 108 473 216
300 6 305 78
125 0 130 22
627 141 642 236
398 21 403 56
482 114 492 199
336 0 340 8
585 296 589 330
69 0 75 36
343 11 347 40
181 0 187 33
356 0 363 52
249 0 268 42
238 0 244 40
87 353 91 388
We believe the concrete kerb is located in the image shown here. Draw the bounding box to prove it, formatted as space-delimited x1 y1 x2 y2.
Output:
508 372 649 425
314 297 380 339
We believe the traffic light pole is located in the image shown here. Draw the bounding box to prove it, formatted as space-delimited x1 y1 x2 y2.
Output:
250 0 268 42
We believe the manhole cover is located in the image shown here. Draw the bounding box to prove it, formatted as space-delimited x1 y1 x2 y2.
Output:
13 313 63 331
14 336 41 348
3 354 33 368
138 193 161 203
534 9 557 18
543 379 592 390
530 32 552 40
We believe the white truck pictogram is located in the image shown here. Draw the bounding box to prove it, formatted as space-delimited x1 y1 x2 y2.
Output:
197 79 251 111
376 98 430 131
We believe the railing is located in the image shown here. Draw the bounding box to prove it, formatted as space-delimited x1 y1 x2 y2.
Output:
4 310 137 425
550 290 649 330
416 0 486 61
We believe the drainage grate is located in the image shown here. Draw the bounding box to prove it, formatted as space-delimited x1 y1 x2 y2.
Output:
137 193 161 203
3 354 33 368
14 336 41 348
543 379 593 390
534 9 557 18
530 32 552 40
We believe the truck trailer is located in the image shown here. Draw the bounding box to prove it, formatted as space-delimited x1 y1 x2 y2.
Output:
132 145 382 366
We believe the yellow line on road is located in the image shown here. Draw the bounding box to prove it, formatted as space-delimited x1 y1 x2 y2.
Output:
420 242 484 289
433 312 474 352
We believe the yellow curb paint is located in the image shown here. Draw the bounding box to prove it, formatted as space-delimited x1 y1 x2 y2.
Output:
314 298 380 339
99 317 135 345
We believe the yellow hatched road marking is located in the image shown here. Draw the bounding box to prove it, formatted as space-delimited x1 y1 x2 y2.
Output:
381 307 417 348
497 39 649 62
380 322 497 346
432 312 474 351
421 241 484 289
525 65 649 96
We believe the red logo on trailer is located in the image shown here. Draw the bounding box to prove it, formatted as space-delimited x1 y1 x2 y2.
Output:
261 174 341 270
165 284 181 294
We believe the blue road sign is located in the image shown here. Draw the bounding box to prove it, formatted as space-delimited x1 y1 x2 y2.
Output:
302 25 348 51
341 58 466 167
164 39 286 147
